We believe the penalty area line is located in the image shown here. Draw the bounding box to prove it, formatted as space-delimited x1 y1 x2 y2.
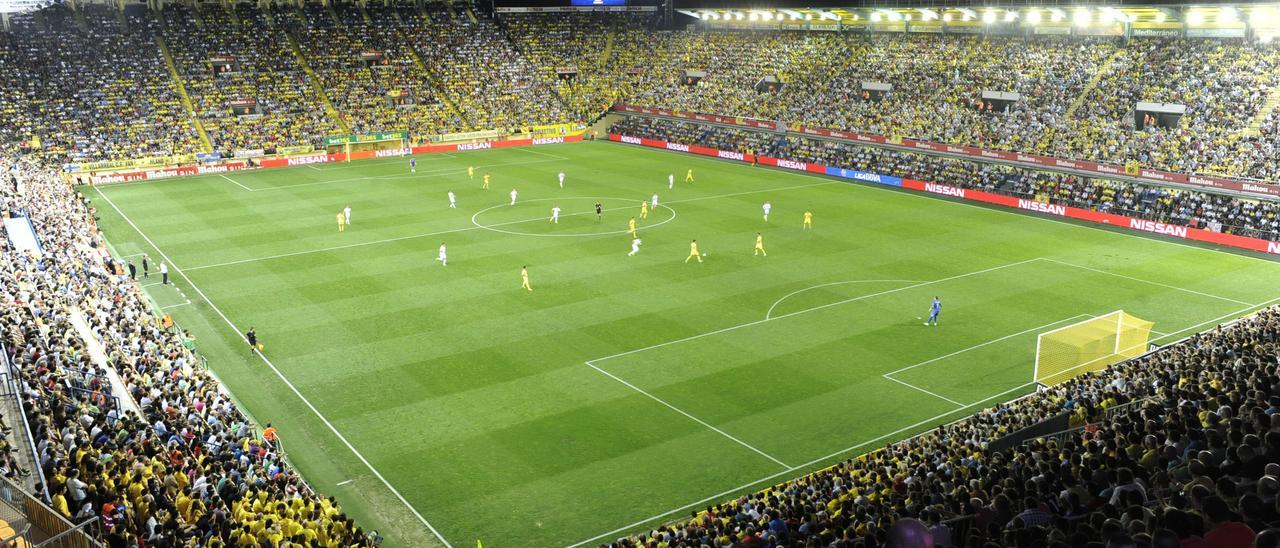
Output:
91 187 456 548
565 381 1036 548
586 361 793 470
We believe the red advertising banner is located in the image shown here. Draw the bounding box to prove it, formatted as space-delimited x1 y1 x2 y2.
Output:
611 132 1280 257
91 162 249 185
612 104 1280 199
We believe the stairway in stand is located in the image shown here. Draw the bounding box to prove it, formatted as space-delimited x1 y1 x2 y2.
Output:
282 8 352 135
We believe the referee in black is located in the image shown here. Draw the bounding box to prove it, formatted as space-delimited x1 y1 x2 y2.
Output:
594 201 603 222
246 327 257 353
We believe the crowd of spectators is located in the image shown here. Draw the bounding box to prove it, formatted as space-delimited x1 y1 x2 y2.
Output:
4 6 1280 182
0 156 377 545
284 2 465 138
0 5 200 165
611 116 1280 241
604 273 1280 547
401 7 571 135
160 3 342 154
594 30 1280 183
501 12 667 123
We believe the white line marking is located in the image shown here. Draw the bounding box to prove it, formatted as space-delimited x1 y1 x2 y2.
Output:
218 174 254 192
585 361 792 469
617 141 1280 267
140 281 163 287
883 375 964 406
766 280 926 320
589 258 1043 366
306 164 323 171
260 158 559 192
469 198 677 238
571 293 1280 546
91 187 455 548
512 146 569 160
1040 258 1254 306
336 479 354 486
161 300 193 310
566 381 1037 548
881 314 1091 377
182 183 833 271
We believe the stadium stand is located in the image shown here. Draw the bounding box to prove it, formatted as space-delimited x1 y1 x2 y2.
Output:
2 8 1280 185
159 3 342 154
0 5 201 165
0 156 377 546
398 8 570 134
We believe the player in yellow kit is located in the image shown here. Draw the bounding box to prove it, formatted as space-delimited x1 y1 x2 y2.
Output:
803 211 813 229
753 232 766 256
482 173 490 189
685 239 702 263
468 166 475 180
336 212 345 232
639 200 649 219
520 266 532 291
628 217 637 237
685 168 694 183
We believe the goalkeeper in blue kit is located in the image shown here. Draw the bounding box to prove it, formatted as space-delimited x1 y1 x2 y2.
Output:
924 297 941 326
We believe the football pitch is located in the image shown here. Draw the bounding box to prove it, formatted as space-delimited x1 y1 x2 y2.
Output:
87 141 1280 546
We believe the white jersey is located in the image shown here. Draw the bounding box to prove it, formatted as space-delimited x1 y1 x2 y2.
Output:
668 174 674 188
343 207 351 224
510 190 518 205
763 202 772 214
448 192 456 204
558 172 565 184
551 206 561 220
651 194 659 207
438 244 447 258
629 238 642 256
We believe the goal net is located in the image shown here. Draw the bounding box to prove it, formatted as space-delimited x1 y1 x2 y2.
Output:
1034 311 1154 387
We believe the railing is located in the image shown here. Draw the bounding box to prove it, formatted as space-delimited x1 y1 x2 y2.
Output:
35 517 99 548
0 342 49 503
0 476 99 547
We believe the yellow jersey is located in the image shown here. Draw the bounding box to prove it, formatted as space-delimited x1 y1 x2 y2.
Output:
755 235 764 247
690 242 699 255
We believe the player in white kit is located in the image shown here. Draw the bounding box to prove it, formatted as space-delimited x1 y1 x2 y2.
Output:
762 201 772 222
668 174 674 189
448 191 456 208
628 238 642 256
510 188 518 206
651 193 659 209
436 243 447 266
550 205 561 223
343 206 351 225
558 172 565 188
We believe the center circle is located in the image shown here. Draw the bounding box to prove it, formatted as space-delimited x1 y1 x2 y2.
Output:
470 196 677 237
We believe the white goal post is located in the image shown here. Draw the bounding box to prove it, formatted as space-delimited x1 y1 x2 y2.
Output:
1033 310 1154 387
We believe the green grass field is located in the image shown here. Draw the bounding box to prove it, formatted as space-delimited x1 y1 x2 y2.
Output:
86 141 1280 547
